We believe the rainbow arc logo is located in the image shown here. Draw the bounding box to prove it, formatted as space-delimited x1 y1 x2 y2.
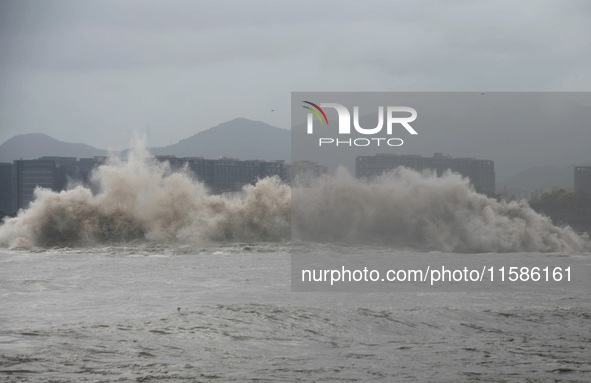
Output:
302 101 328 125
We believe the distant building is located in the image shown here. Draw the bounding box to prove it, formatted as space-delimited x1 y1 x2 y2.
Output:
38 156 78 167
38 156 80 186
574 166 591 197
356 153 496 195
5 155 287 211
0 163 17 216
283 161 328 185
78 157 103 183
13 157 104 210
212 158 284 193
14 159 65 210
155 156 285 194
186 157 216 189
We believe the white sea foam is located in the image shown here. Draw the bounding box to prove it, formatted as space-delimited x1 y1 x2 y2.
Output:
293 168 589 253
0 138 588 253
0 138 290 248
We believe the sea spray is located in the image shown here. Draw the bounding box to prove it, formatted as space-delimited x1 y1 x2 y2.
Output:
0 141 588 252
293 168 589 253
0 141 291 248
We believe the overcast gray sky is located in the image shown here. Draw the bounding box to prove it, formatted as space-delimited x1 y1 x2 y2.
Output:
1 0 590 150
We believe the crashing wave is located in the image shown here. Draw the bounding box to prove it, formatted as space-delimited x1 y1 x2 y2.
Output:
0 141 588 253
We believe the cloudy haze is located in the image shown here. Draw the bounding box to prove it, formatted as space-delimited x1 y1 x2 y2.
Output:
1 0 590 150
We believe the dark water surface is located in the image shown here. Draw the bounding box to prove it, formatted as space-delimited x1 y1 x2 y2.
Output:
1 244 590 382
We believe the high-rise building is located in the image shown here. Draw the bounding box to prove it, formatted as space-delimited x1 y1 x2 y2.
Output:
212 158 284 193
0 163 17 216
78 157 103 183
574 166 591 197
13 157 104 210
14 159 65 210
156 156 285 194
356 153 496 195
283 161 328 185
6 155 287 211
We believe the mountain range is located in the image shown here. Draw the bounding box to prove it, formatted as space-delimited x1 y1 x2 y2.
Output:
150 118 290 160
0 118 290 163
0 117 587 192
0 133 107 162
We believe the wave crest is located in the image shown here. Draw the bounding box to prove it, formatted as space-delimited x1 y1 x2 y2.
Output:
1 142 588 253
293 168 589 253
